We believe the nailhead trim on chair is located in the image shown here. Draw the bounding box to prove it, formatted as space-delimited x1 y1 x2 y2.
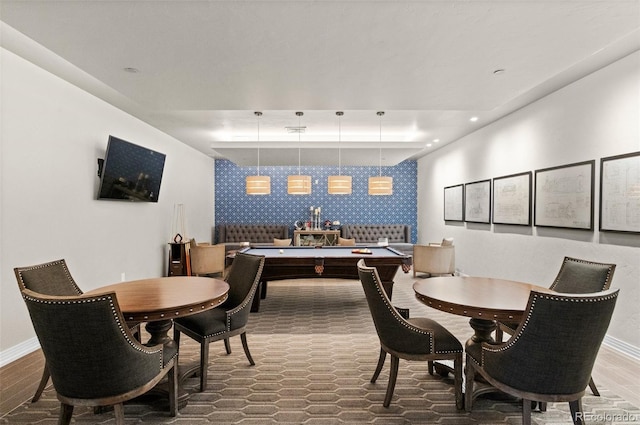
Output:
16 260 83 294
550 257 615 291
481 291 620 364
203 258 265 339
22 292 166 368
368 268 437 353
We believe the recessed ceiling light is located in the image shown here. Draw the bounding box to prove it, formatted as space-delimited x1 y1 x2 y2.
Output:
433 139 440 143
426 143 432 148
123 67 140 73
470 116 479 122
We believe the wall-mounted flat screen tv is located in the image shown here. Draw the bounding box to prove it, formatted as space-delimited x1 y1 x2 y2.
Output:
97 136 166 202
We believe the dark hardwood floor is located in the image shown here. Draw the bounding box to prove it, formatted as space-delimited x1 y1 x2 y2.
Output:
0 350 46 415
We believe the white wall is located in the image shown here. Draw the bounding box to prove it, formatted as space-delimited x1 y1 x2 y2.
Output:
0 47 215 362
418 51 640 355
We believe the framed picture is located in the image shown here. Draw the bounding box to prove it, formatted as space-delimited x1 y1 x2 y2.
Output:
534 160 595 230
444 184 464 222
492 172 532 226
600 151 640 233
464 179 491 223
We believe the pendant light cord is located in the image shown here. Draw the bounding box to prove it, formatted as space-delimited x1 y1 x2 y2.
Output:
296 112 303 175
337 111 343 176
255 111 262 176
378 111 384 177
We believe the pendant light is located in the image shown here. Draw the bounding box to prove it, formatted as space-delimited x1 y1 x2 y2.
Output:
328 111 352 194
246 111 271 195
287 111 312 195
368 111 393 195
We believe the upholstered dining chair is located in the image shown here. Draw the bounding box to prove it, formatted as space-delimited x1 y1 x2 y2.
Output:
495 256 616 398
173 252 265 392
21 288 178 425
465 288 619 425
188 239 226 277
357 260 463 409
412 243 455 278
14 259 141 402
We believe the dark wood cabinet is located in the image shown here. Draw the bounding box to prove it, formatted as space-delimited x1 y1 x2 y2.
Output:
168 242 189 276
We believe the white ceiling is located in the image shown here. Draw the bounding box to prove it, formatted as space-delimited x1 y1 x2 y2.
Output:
1 1 639 166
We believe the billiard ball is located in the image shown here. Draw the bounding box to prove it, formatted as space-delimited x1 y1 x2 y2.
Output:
279 249 284 254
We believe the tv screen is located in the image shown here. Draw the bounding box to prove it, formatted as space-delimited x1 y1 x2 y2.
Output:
97 136 166 202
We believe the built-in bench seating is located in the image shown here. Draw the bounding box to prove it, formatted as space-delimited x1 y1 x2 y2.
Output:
340 224 413 255
216 224 289 253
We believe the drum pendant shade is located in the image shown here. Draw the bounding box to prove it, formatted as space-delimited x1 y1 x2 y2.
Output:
287 112 312 195
368 111 393 195
246 111 271 195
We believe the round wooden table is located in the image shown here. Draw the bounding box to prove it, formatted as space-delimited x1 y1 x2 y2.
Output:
413 276 551 349
86 276 229 408
88 276 229 346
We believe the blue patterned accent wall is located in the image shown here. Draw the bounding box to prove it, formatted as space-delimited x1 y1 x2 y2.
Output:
214 159 417 242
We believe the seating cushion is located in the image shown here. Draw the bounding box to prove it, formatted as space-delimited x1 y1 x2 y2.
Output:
174 308 232 337
407 317 463 354
338 237 356 246
273 238 292 246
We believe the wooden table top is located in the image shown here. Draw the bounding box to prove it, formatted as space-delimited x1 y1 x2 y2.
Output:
413 276 552 321
86 276 229 322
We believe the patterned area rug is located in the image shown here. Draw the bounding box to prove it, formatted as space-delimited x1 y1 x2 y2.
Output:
4 272 639 424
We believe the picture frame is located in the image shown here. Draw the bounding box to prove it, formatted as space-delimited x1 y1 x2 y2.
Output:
444 184 464 222
599 151 640 233
492 172 532 226
534 160 595 230
464 179 491 223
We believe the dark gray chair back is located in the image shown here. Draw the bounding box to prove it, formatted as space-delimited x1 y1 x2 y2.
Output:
550 256 615 293
358 260 425 352
21 289 168 400
14 259 83 295
482 288 619 395
357 260 464 355
224 252 265 328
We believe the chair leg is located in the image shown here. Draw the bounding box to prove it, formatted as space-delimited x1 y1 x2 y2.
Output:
32 365 50 402
371 348 386 383
113 403 125 425
168 363 178 416
539 401 547 411
569 398 585 425
59 403 74 425
240 332 255 365
224 338 232 354
522 398 532 425
453 354 463 410
495 327 504 342
173 327 181 345
588 376 600 396
199 341 210 392
383 355 399 407
464 361 475 412
427 360 434 375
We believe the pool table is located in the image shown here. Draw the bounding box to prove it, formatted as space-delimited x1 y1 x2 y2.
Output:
238 245 412 311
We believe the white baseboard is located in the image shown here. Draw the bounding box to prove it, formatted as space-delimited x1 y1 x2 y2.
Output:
0 337 40 368
603 334 640 361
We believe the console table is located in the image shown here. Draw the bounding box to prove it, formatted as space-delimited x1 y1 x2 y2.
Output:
294 229 340 246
